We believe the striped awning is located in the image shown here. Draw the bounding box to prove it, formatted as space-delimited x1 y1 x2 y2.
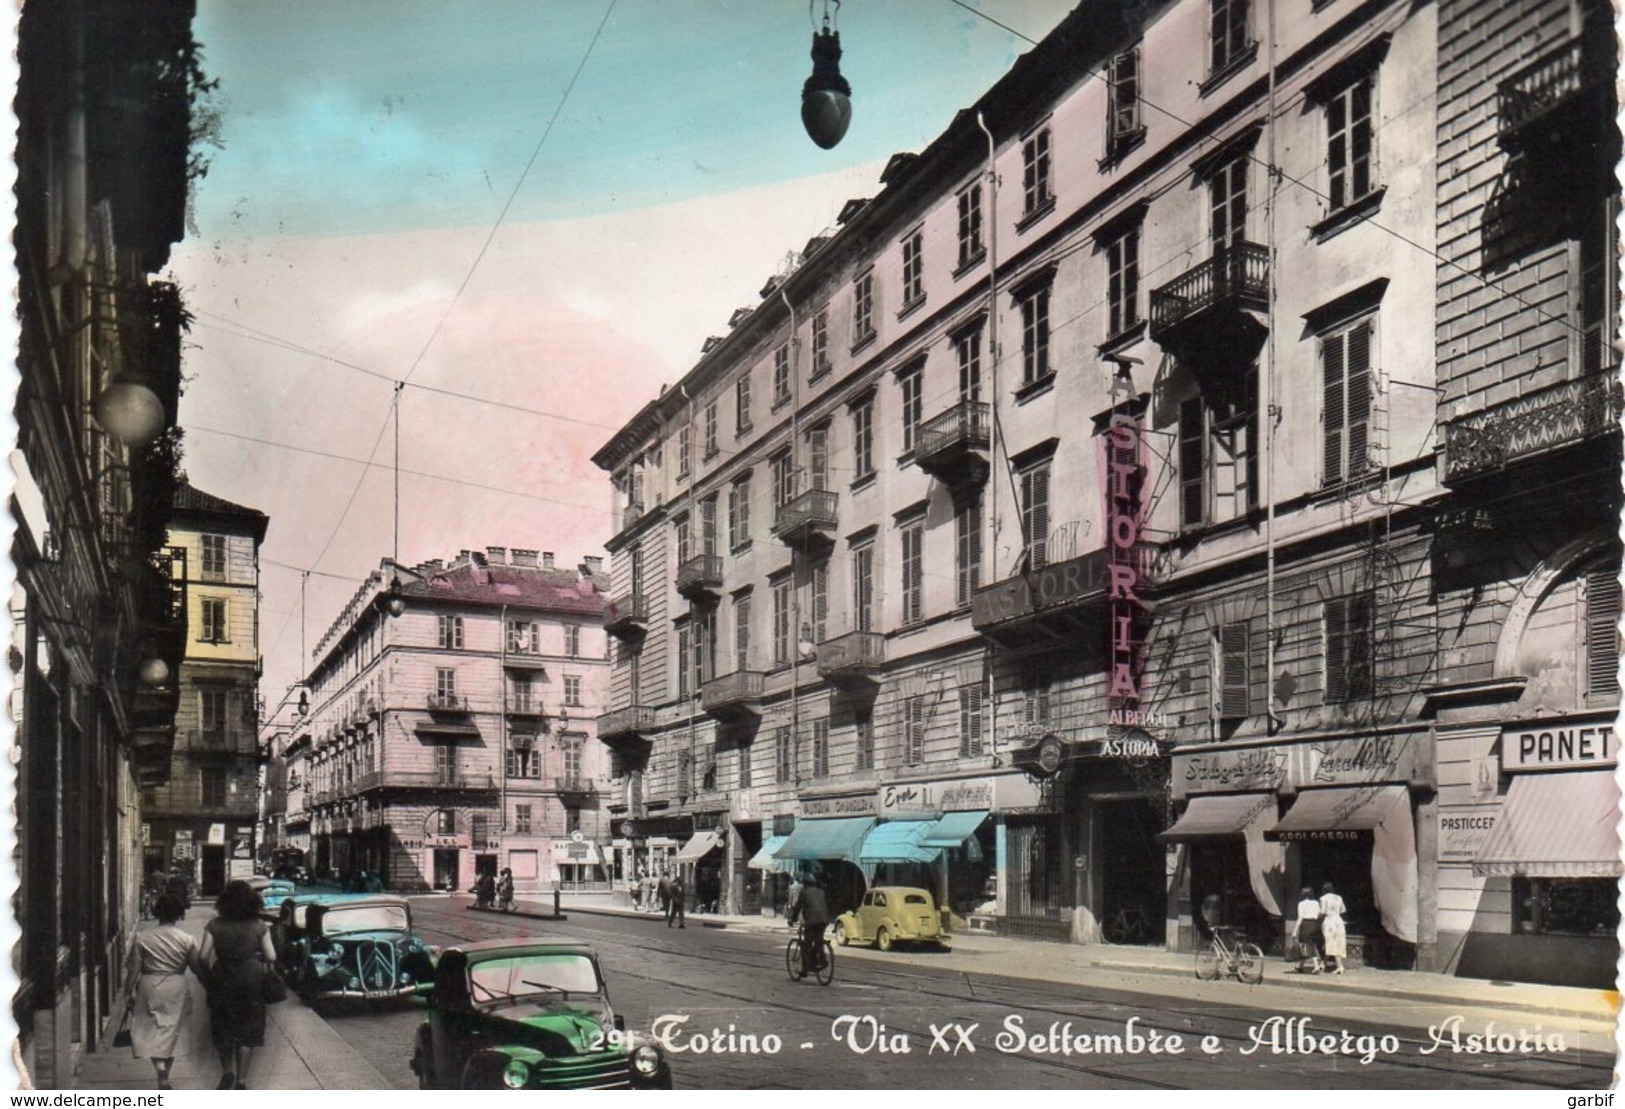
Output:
673 830 722 864
1265 785 1407 842
1474 770 1623 879
747 835 794 872
774 817 876 863
858 820 940 864
1159 793 1277 842
921 810 989 848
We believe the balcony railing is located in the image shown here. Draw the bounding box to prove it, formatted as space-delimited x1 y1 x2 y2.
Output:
913 400 991 483
970 549 1109 647
603 593 652 637
816 631 886 683
772 489 839 545
1499 40 1599 148
675 553 724 599
701 670 766 717
553 777 597 797
190 728 248 751
1443 373 1623 483
353 769 497 792
426 693 471 713
1149 242 1269 348
506 697 545 717
598 704 655 742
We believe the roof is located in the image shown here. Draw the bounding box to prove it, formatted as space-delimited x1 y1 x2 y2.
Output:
446 938 599 961
171 479 270 541
399 559 606 616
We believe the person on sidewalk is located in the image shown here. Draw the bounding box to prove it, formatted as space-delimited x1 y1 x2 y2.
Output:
123 893 206 1089
666 875 686 928
657 870 672 916
1319 881 1348 974
1295 887 1323 974
200 879 277 1090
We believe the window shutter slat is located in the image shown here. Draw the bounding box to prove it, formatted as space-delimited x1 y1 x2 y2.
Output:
1323 333 1346 484
1219 622 1250 719
1587 567 1622 696
1325 598 1347 703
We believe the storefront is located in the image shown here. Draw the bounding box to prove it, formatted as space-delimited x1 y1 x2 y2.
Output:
672 819 726 912
1158 791 1282 949
551 833 608 889
774 796 876 918
863 778 996 920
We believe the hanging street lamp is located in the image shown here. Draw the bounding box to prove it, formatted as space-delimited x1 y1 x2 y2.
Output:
801 1 851 149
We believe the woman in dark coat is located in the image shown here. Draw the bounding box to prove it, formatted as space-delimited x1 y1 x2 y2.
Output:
200 880 276 1090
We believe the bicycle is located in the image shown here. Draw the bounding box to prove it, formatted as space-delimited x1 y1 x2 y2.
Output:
1101 905 1155 945
785 929 835 986
1195 925 1264 984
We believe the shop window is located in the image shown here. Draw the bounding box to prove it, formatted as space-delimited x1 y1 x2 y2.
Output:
1513 877 1620 937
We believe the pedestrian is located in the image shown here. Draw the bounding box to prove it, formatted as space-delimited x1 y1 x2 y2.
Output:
629 869 644 911
657 869 672 915
123 892 205 1089
199 879 277 1090
666 874 686 928
1318 881 1348 975
1294 886 1323 974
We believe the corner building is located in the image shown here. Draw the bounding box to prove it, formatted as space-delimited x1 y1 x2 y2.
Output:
595 0 1617 984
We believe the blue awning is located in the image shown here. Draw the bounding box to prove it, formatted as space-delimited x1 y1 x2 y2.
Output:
858 820 941 864
747 835 794 872
921 810 989 848
774 817 876 863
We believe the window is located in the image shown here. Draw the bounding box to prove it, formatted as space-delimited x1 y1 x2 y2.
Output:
677 425 692 480
728 474 752 551
1178 370 1259 528
1020 460 1052 570
1325 592 1374 704
507 747 540 779
564 624 581 658
807 424 829 491
1321 317 1373 485
775 727 794 783
436 668 457 705
435 743 458 784
810 562 829 644
855 711 875 772
899 365 923 454
438 614 464 650
853 269 876 346
677 751 693 797
852 394 875 480
1210 154 1248 252
1581 203 1620 373
1106 223 1141 338
1019 283 1052 387
1585 563 1621 698
904 695 926 765
773 344 791 407
955 494 982 607
739 741 753 789
1107 47 1144 155
471 814 491 848
435 808 456 835
562 738 582 783
563 675 582 707
507 619 541 654
1024 678 1052 730
957 181 984 269
810 719 830 778
772 451 796 508
508 674 536 712
677 623 692 697
900 228 924 310
900 518 924 625
955 326 982 403
1325 74 1374 213
852 541 875 633
201 534 227 580
959 686 984 758
695 609 716 687
701 495 719 555
736 374 753 435
1215 620 1265 721
1211 0 1251 75
811 310 830 378
1513 877 1621 937
515 804 532 834
674 515 691 565
1021 125 1053 217
733 592 752 673
201 598 228 643
201 768 226 808
200 687 229 743
704 402 719 459
772 575 792 667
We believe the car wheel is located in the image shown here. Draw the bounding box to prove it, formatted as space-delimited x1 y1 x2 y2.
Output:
835 928 849 947
412 1049 434 1090
876 927 892 952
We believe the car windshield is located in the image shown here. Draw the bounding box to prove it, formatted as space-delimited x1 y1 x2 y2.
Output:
322 904 410 934
469 953 600 1002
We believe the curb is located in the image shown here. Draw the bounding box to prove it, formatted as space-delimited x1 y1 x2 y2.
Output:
467 905 567 922
268 1000 393 1089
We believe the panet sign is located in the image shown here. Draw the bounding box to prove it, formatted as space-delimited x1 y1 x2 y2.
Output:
1500 722 1618 771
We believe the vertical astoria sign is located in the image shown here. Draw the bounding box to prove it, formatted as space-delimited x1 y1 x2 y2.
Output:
1104 405 1149 716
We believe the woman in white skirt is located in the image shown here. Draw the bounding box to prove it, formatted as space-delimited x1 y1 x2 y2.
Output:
1319 881 1348 975
125 892 206 1088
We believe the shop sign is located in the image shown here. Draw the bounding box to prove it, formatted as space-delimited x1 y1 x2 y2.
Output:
1102 407 1150 712
1439 804 1501 863
1181 749 1288 794
969 550 1107 630
1301 735 1423 785
207 823 227 846
877 779 994 817
801 794 878 818
426 834 468 848
1500 722 1618 771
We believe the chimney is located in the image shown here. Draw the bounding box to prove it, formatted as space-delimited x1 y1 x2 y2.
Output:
542 552 555 570
458 549 472 564
511 549 538 568
577 564 596 597
583 555 604 575
426 559 443 573
486 546 507 565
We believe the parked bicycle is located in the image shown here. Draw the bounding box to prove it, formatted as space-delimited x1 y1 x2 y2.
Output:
785 929 835 986
1195 925 1264 984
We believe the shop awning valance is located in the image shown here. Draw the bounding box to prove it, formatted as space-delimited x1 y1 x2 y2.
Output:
747 835 794 872
1473 770 1623 879
774 817 876 863
1264 785 1408 842
1158 793 1277 841
673 830 722 864
858 820 940 864
921 810 989 848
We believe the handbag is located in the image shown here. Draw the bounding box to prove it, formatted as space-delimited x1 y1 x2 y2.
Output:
111 1003 133 1049
260 962 288 1005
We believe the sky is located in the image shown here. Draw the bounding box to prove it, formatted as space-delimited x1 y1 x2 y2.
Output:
165 0 1079 707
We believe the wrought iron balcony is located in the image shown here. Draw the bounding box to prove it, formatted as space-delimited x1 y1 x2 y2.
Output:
553 777 598 798
1149 242 1269 353
354 769 496 792
426 692 471 713
772 489 840 545
1498 39 1603 149
701 670 766 718
603 592 652 638
598 704 656 743
676 553 724 600
505 697 545 718
913 400 991 485
815 631 885 683
1442 373 1623 483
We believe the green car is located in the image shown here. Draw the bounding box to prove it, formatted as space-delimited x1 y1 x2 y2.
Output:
411 940 672 1090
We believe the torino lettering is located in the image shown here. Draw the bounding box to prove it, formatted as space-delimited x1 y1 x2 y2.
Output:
1104 412 1147 706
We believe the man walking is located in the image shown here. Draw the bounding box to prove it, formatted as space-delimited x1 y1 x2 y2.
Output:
657 869 672 916
666 874 686 928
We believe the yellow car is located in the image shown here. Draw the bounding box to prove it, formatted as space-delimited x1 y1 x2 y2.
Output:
834 887 949 951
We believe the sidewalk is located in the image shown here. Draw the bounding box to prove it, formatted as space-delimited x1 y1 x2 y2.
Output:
72 906 390 1092
542 894 1619 1029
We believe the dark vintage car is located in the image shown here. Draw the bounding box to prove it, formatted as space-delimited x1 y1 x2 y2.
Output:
411 940 672 1090
282 894 436 1001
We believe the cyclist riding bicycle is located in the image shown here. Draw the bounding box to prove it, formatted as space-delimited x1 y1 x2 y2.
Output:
786 872 831 976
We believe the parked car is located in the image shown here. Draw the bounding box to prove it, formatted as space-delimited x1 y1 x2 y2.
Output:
284 894 436 1001
411 940 672 1090
833 886 949 951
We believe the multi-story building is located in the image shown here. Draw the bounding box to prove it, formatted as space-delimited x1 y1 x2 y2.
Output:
12 0 205 1085
299 548 612 893
594 0 1617 985
257 684 313 870
141 481 269 897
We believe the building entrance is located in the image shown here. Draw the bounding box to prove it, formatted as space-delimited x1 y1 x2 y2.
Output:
433 848 460 890
1098 798 1166 945
200 845 226 896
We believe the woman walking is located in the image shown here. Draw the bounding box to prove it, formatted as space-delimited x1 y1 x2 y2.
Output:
200 879 277 1090
1294 887 1323 974
124 892 205 1089
1319 881 1348 975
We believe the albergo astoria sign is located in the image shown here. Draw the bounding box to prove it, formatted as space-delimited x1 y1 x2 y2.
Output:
1103 407 1150 716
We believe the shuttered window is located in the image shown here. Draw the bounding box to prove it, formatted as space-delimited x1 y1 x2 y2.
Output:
1322 318 1373 485
955 494 983 606
901 522 924 625
810 563 829 644
808 425 830 491
1585 565 1621 698
904 696 926 765
1180 398 1206 528
852 542 875 632
1325 593 1374 703
775 727 793 783
1021 461 1052 569
733 593 751 672
855 712 875 772
959 686 985 758
1217 621 1253 720
810 719 830 779
1109 47 1142 144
